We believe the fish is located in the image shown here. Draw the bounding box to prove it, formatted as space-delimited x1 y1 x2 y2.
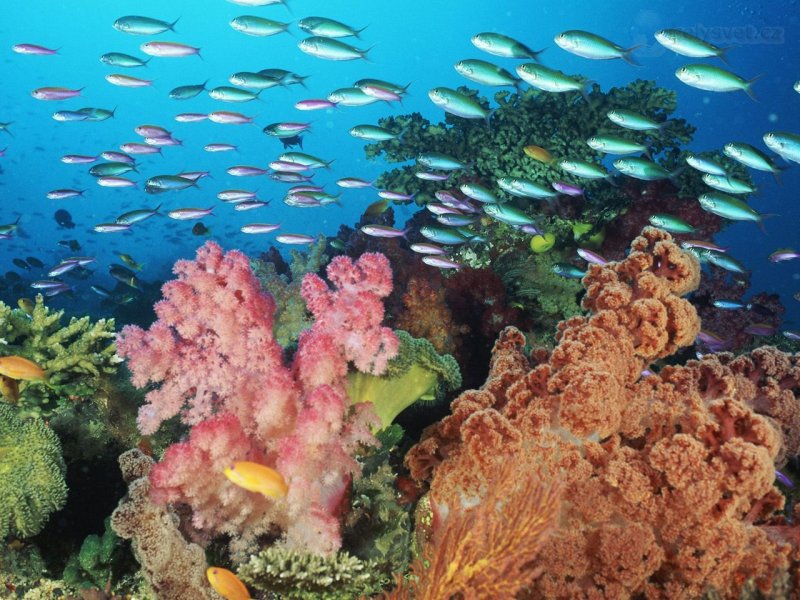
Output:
349 125 399 141
100 52 150 68
648 214 696 234
360 225 408 238
358 84 403 103
606 109 663 131
295 98 337 110
744 323 777 337
229 71 281 90
437 214 477 227
228 0 288 6
280 152 333 169
109 264 140 288
410 243 447 255
422 256 462 270
46 189 84 200
420 226 472 245
218 190 257 202
416 171 449 181
552 263 586 279
587 135 648 156
97 176 137 188
241 223 280 234
698 249 748 273
675 64 760 100
483 204 535 226
113 16 179 35
701 173 755 195
12 43 59 55
298 36 370 60
230 16 291 37
116 253 143 271
146 175 198 191
167 207 213 220
497 177 557 198
685 153 727 176
120 142 162 155
234 201 268 211
516 64 589 97
13 259 29 270
117 205 161 225
209 86 261 102
25 257 44 268
471 32 543 60
552 181 584 196
31 86 83 100
554 30 640 65
204 143 237 152
416 152 468 171
48 260 81 277
336 177 374 188
276 234 315 245
263 122 312 138
135 124 170 137
454 59 520 89
327 87 379 106
0 217 21 235
169 82 208 99
54 209 75 228
378 190 414 201
795 81 800 94
206 567 251 600
654 29 730 62
0 356 45 380
460 182 499 203
712 299 746 310
90 162 137 177
763 131 800 165
208 111 254 125
61 154 97 164
52 110 89 122
783 331 800 342
227 166 269 177
428 87 492 122
768 248 800 263
298 16 366 38
106 74 152 87
523 145 554 163
354 79 410 95
94 223 132 233
18 298 35 315
577 248 608 266
192 223 210 236
559 159 610 180
78 107 116 121
722 142 784 182
258 68 308 87
614 157 672 181
698 192 771 229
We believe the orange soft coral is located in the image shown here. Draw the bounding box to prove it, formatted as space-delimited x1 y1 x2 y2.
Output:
406 227 798 599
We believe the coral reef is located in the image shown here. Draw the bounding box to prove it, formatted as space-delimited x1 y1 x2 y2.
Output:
110 449 216 600
406 227 798 598
116 242 399 557
0 295 119 417
0 403 68 539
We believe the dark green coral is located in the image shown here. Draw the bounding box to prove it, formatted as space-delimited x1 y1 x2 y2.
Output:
0 403 68 539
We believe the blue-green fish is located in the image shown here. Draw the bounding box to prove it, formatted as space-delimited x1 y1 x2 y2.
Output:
551 263 586 279
586 135 648 155
460 182 499 203
298 16 366 38
428 87 491 122
701 173 755 195
763 131 800 165
723 142 784 182
497 177 557 199
454 59 520 89
298 37 370 61
654 29 730 62
90 162 137 177
614 157 672 181
699 249 748 273
483 204 535 226
116 204 161 225
607 109 663 131
649 214 696 234
349 124 400 141
354 79 410 95
230 15 290 37
100 52 149 68
471 32 543 60
685 153 727 176
209 86 261 102
417 152 468 171
559 159 609 180
229 72 281 90
675 64 760 100
113 15 179 35
169 81 207 100
327 87 379 106
698 192 771 230
420 226 471 245
516 63 588 97
554 30 640 66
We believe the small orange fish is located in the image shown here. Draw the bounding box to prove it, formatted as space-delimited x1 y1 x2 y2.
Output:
206 567 250 600
523 144 554 163
223 461 288 499
0 356 45 380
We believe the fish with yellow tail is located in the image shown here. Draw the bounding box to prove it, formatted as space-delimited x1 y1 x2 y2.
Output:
223 461 288 498
206 567 251 600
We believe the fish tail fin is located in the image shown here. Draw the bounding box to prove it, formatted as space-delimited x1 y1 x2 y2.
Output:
355 24 369 39
717 45 734 65
513 78 525 95
532 47 547 63
196 48 203 61
296 75 310 89
361 43 377 62
154 203 163 214
282 0 293 14
170 17 180 32
745 74 764 102
772 165 787 185
758 213 779 234
485 107 496 128
144 57 151 66
579 80 595 104
622 45 643 67
324 159 335 169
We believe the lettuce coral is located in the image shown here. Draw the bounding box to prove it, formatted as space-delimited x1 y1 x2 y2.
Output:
0 403 67 539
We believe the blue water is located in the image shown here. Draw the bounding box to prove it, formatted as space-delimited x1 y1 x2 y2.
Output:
0 0 798 324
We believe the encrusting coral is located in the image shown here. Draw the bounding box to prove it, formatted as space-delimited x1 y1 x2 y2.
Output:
406 227 800 598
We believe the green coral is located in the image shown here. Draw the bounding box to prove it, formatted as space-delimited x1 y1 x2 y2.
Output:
0 295 119 417
237 547 387 599
346 330 462 429
62 517 125 590
251 237 329 347
0 403 68 539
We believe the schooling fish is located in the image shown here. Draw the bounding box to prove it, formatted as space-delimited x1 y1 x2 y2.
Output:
586 135 648 156
327 87 378 106
722 142 784 182
685 153 727 176
241 223 280 234
298 36 370 60
768 248 800 263
100 52 149 68
32 86 83 100
360 225 408 238
648 214 696 234
763 131 800 165
416 152 468 171
701 173 755 195
554 30 640 65
471 32 543 60
454 59 520 89
428 87 491 122
654 29 730 62
106 74 152 88
614 157 672 181
169 81 208 99
675 64 760 100
606 109 663 131
12 43 58 55
516 64 588 97
349 124 399 141
230 16 291 37
298 16 366 38
113 15 179 35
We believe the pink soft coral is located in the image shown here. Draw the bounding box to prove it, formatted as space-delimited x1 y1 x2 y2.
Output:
117 242 398 555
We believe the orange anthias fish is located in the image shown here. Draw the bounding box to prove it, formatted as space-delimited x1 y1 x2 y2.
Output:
223 461 288 499
206 567 251 600
0 355 46 380
523 144 555 163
